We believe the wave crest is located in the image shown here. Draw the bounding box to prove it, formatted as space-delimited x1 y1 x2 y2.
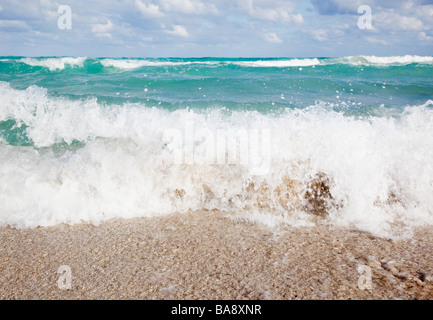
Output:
1 82 433 238
20 57 87 71
12 55 433 72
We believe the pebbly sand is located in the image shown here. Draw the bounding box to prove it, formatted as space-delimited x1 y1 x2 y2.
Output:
0 210 432 300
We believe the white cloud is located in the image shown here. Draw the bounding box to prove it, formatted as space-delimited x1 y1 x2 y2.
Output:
0 0 432 57
159 0 218 14
263 32 282 43
364 36 390 45
414 5 433 28
91 20 113 34
135 0 164 17
307 25 348 42
310 29 329 42
91 19 114 38
375 12 425 31
0 20 30 30
419 32 433 41
241 0 303 25
288 13 304 24
165 25 190 37
311 0 375 15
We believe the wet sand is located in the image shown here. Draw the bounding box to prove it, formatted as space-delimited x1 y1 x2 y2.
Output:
1 210 432 300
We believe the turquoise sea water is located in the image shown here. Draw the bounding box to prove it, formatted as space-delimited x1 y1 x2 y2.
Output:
0 56 432 236
1 56 432 116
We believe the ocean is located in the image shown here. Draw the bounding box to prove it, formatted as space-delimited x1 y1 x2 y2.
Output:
0 55 432 238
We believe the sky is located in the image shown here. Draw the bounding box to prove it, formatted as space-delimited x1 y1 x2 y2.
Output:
0 0 432 57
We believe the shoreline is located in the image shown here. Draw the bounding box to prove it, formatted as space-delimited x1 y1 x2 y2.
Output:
1 210 432 300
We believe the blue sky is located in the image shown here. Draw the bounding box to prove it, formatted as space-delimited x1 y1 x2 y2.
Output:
0 0 432 57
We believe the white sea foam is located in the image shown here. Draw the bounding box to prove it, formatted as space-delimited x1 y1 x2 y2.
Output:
100 59 194 69
15 56 433 71
231 59 320 68
1 81 433 238
339 55 433 66
20 57 87 71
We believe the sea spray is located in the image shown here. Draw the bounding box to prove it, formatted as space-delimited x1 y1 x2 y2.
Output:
0 56 432 238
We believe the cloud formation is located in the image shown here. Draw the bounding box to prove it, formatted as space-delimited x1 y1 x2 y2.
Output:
263 32 283 43
164 24 190 37
0 0 431 57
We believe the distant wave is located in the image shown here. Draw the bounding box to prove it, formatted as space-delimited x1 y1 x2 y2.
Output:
230 58 321 68
20 57 87 71
99 58 321 69
333 55 433 66
99 59 195 69
12 55 433 72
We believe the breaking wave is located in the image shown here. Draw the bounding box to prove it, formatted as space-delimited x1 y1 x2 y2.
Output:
13 55 433 72
1 82 433 238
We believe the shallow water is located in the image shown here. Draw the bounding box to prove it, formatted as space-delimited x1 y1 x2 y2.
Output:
0 56 432 237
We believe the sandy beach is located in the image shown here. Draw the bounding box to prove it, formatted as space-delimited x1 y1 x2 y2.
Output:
1 210 432 300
